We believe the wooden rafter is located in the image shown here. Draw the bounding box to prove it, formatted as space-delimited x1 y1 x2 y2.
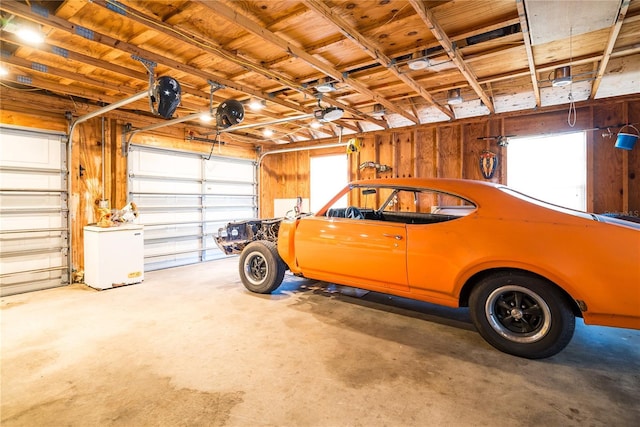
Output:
302 0 453 121
515 0 541 107
0 1 305 113
408 0 495 114
0 1 363 136
194 0 416 124
590 0 630 99
90 0 370 130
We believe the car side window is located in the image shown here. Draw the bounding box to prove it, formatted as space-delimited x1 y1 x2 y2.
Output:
325 186 475 224
380 189 476 224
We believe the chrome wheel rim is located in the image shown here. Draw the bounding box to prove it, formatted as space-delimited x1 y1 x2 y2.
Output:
244 252 268 286
485 285 552 343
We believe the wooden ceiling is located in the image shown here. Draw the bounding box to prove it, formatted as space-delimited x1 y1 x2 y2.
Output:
1 0 639 145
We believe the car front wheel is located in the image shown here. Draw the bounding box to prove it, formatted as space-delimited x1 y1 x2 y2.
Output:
238 240 286 294
469 272 575 359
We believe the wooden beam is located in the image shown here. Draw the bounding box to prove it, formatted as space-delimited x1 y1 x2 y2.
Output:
193 0 415 124
590 0 630 99
0 0 306 114
90 2 299 98
302 0 453 121
515 0 541 107
408 0 495 114
0 53 208 112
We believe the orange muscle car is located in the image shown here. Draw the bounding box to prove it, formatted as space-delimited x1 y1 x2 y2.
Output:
218 178 640 359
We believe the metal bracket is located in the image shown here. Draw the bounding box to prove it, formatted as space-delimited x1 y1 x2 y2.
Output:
207 80 225 115
121 123 132 156
132 55 157 114
131 55 157 71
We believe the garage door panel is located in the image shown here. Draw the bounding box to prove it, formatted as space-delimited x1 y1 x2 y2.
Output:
129 146 256 270
0 193 63 209
139 210 202 225
1 172 64 190
0 126 68 296
0 132 61 168
133 150 201 180
2 254 65 294
1 213 64 230
136 195 201 206
205 208 255 221
204 194 254 207
2 276 65 296
144 224 202 240
205 158 254 181
205 182 254 195
1 234 65 254
132 179 201 194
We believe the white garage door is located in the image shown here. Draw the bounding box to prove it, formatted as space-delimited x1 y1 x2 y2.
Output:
0 126 69 296
128 144 256 271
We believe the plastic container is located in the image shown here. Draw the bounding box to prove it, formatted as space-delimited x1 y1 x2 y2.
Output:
614 125 639 150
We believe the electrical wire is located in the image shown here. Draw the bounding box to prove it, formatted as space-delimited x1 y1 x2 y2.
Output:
0 81 42 90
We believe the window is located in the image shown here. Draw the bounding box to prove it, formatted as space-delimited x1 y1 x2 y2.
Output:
507 132 586 211
310 154 348 213
324 185 476 224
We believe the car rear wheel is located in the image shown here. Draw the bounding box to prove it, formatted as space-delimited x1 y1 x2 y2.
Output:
238 241 286 294
469 272 575 359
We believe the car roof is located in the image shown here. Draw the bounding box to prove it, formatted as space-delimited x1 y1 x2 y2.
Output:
350 178 502 201
348 177 568 219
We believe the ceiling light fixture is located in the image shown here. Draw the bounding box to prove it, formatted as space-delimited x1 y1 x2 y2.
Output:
315 77 337 93
310 120 322 129
552 66 572 87
315 82 336 93
0 66 8 76
447 88 463 105
313 94 344 122
314 107 344 122
263 129 274 137
408 57 430 71
1 17 44 45
407 49 431 71
371 103 386 118
16 26 44 44
199 112 213 122
248 99 265 111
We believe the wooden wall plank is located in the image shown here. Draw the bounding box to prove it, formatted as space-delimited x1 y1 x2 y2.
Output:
627 101 640 215
396 131 415 178
504 107 591 137
438 126 462 179
463 122 492 181
415 128 437 178
592 103 625 213
377 134 394 180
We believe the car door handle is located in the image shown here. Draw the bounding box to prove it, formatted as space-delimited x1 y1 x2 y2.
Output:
383 233 403 240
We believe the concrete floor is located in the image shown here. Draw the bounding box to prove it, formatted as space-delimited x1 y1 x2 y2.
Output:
1 257 639 427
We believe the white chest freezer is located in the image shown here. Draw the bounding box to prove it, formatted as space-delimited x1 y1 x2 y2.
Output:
83 224 144 290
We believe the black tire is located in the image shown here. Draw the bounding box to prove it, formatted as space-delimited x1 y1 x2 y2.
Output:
469 272 575 359
238 241 286 294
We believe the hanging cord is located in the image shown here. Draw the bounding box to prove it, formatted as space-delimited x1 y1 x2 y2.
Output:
205 131 221 161
567 26 576 127
567 92 577 127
